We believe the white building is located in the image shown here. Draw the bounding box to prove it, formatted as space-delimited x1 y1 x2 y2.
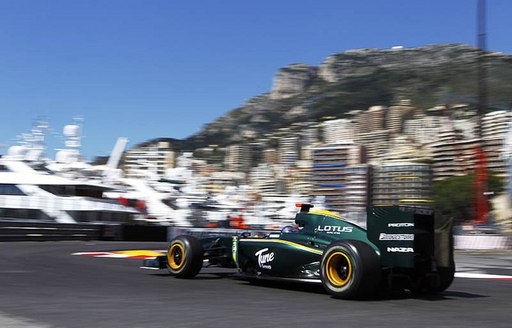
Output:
225 144 251 172
124 140 176 178
322 118 355 144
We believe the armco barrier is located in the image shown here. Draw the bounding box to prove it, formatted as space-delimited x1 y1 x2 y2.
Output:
0 223 255 242
0 221 103 241
0 221 169 242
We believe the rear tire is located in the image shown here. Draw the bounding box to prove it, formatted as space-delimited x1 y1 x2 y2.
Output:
320 240 381 299
167 235 203 278
430 265 455 293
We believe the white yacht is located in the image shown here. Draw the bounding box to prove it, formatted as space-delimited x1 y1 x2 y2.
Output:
3 120 324 229
0 153 143 224
105 177 193 227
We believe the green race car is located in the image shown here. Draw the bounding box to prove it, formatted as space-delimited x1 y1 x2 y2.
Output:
144 204 455 299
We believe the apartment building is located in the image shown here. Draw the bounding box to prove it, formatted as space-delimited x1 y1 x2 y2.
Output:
124 140 176 178
431 129 479 181
355 130 390 163
372 162 433 207
354 105 386 134
403 114 449 145
262 148 279 165
385 135 430 163
278 136 300 166
322 118 355 144
311 142 365 213
482 110 512 177
343 164 371 213
225 143 252 172
249 163 283 194
387 99 416 135
285 160 313 196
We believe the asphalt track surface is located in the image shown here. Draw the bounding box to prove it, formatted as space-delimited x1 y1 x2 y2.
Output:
1 241 512 328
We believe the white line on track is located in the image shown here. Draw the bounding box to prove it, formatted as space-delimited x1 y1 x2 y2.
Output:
455 272 512 280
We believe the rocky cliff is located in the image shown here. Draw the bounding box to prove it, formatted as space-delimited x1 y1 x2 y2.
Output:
271 64 319 99
186 44 512 148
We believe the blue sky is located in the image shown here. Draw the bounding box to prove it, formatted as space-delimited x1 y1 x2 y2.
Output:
0 0 510 160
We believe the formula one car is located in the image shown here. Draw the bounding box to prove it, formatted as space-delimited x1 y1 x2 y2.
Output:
143 205 455 299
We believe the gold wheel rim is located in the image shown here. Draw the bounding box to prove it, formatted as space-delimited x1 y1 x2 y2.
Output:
326 251 352 287
168 243 185 270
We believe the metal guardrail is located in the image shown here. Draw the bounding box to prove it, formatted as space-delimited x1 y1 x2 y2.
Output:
0 221 170 242
0 222 270 242
0 221 103 241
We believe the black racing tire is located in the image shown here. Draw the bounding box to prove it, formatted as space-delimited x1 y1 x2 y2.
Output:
166 235 203 278
411 264 455 294
430 265 455 293
320 240 381 299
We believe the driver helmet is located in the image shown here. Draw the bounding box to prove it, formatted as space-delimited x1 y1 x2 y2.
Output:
281 225 297 233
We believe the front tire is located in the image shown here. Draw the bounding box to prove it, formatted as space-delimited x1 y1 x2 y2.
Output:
320 240 381 299
167 235 203 278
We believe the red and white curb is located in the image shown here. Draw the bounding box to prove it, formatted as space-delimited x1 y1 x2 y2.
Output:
72 250 165 259
454 272 512 281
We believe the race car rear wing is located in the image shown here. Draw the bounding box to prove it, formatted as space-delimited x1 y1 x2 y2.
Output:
366 206 453 270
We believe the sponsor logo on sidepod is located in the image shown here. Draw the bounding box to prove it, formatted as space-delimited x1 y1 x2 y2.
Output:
255 248 274 269
316 226 353 234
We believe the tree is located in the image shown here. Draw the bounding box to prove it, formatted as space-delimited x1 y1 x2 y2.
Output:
432 173 504 224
